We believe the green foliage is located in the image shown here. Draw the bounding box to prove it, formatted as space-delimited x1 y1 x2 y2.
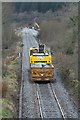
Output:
0 99 2 118
0 109 2 118
12 58 19 65
2 55 21 118
2 109 12 118
66 46 74 54
70 16 78 26
2 99 13 118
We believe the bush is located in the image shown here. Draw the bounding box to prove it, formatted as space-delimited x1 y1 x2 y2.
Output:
66 46 74 54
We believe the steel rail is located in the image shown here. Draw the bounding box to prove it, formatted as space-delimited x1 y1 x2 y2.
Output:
49 83 66 119
36 84 44 119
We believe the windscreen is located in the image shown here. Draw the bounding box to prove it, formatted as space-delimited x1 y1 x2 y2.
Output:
33 53 49 56
32 49 38 53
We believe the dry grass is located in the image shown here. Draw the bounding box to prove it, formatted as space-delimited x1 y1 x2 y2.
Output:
2 80 8 98
2 57 19 118
2 42 22 118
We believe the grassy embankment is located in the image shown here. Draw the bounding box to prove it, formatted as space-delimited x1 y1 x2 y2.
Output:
2 35 22 118
1 3 23 118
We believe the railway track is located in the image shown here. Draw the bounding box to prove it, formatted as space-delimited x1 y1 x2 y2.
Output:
36 83 65 119
19 81 66 118
19 29 78 118
19 79 78 118
48 84 65 119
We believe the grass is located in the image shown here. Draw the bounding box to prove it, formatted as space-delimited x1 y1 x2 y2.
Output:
2 42 22 118
2 98 15 118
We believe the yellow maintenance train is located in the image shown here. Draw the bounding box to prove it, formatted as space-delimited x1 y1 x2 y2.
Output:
29 44 54 81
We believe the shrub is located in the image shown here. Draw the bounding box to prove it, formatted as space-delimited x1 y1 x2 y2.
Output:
66 46 74 54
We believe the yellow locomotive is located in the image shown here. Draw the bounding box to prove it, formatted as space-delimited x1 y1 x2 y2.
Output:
29 44 54 81
29 44 52 65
